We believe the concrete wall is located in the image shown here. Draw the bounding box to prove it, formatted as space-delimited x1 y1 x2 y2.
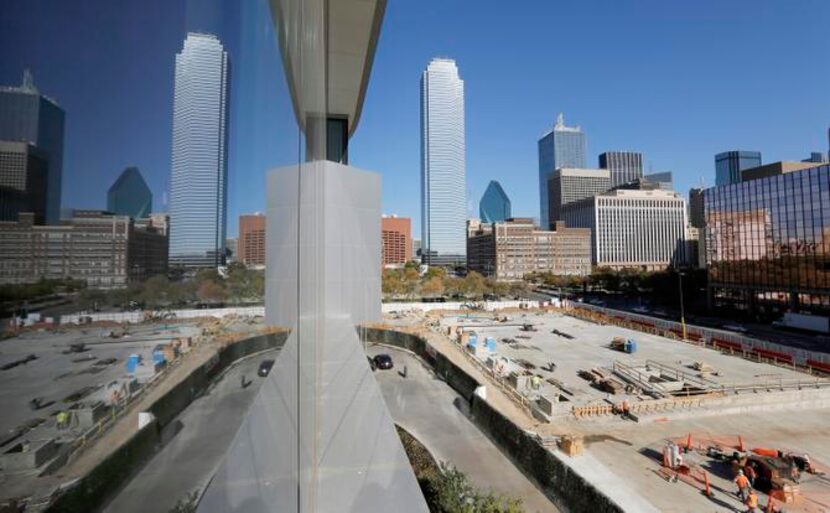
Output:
45 331 288 513
360 327 624 513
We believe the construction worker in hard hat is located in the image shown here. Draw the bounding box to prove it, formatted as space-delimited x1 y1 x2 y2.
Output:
744 489 759 513
56 411 68 430
735 469 750 503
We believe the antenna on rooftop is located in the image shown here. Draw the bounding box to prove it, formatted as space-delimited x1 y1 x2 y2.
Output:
21 69 37 92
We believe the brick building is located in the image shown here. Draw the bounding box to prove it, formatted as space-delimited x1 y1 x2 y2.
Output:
381 216 412 267
0 210 168 288
467 218 591 280
238 213 266 266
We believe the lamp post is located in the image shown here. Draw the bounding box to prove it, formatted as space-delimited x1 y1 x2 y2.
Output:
678 270 687 340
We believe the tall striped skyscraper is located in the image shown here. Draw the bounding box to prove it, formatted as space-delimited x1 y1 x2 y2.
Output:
420 58 466 266
169 33 230 268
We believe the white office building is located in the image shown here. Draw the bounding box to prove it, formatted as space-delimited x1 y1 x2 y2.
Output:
168 33 230 268
420 58 466 266
547 168 611 227
562 189 688 271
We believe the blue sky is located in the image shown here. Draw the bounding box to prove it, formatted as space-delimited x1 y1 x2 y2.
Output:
2 0 829 237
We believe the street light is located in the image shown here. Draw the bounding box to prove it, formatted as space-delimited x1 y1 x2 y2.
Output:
677 270 687 340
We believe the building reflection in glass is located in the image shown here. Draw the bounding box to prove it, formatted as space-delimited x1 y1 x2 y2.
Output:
704 164 830 317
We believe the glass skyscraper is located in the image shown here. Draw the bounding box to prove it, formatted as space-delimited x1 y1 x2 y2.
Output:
0 70 65 224
715 150 761 186
538 113 586 228
598 151 643 188
420 58 466 266
169 33 230 268
705 163 830 317
479 180 511 223
107 166 152 219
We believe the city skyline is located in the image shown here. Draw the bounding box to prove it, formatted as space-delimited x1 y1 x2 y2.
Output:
1 1 829 237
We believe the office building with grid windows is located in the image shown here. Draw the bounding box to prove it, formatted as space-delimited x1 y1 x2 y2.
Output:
704 163 830 317
0 141 48 223
715 150 761 186
598 151 643 188
547 168 610 227
467 218 591 280
562 189 688 271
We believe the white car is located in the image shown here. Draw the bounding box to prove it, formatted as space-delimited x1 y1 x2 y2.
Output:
721 324 748 333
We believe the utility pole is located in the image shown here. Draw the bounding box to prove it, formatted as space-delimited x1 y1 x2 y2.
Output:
678 270 687 340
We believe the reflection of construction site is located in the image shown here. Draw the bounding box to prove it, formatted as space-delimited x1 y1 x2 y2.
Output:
657 433 830 512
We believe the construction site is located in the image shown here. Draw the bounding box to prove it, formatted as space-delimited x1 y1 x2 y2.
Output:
381 303 830 512
0 313 274 511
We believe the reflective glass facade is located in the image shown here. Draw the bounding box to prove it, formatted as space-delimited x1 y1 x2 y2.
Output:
704 164 830 317
0 73 65 224
715 150 761 186
479 180 511 223
538 114 586 228
107 166 152 219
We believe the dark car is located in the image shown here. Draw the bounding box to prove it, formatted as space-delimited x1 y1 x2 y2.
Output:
258 359 275 377
372 354 393 370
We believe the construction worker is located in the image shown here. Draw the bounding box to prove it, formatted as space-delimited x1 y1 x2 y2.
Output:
744 489 759 513
735 469 751 502
56 411 68 430
531 374 542 391
744 463 757 487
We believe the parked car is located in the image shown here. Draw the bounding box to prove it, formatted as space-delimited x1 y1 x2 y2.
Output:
258 359 275 377
372 353 394 370
721 324 748 333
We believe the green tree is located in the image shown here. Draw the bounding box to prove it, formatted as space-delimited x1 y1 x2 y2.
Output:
140 275 172 308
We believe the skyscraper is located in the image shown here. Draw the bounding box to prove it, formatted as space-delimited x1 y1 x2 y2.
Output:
0 70 65 224
548 168 611 225
479 180 511 223
0 141 48 223
168 33 230 268
715 150 761 186
598 151 643 187
107 166 152 219
538 114 586 229
420 58 466 266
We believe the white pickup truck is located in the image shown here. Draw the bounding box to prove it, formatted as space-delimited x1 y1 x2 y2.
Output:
773 312 830 334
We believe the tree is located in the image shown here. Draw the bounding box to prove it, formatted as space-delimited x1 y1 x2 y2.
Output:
197 280 226 303
430 464 524 513
462 271 486 299
382 269 405 296
403 267 421 298
421 276 445 297
140 275 172 307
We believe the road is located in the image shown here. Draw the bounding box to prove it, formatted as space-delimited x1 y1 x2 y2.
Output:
368 345 560 513
101 350 277 513
105 344 557 513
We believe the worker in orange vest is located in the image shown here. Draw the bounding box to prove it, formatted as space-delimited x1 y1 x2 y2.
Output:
743 464 757 487
735 469 751 502
744 489 759 512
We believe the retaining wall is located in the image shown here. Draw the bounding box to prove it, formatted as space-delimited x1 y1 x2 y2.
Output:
46 331 287 513
360 326 624 513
